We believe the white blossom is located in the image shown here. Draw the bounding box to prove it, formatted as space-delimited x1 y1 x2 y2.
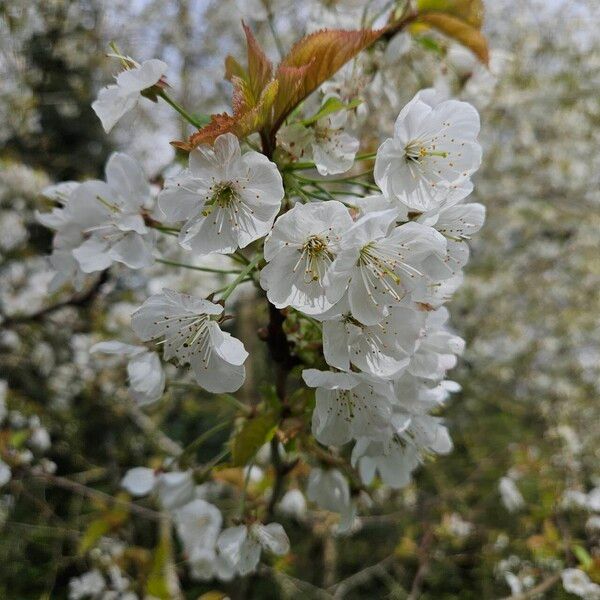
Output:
408 308 465 381
278 489 307 518
217 522 290 576
37 153 156 275
302 369 394 446
92 59 167 133
0 460 11 487
310 110 359 176
91 340 165 406
68 569 106 600
172 499 232 581
306 468 356 533
121 467 194 510
332 210 450 325
561 568 600 599
260 201 353 314
322 301 424 377
375 90 481 212
499 477 525 512
131 289 248 393
159 133 283 255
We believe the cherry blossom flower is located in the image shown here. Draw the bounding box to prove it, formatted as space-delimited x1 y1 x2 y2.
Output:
332 210 450 325
306 468 356 533
278 489 307 518
172 499 233 581
374 91 481 212
217 522 290 576
302 369 394 446
260 201 353 314
131 289 248 393
351 437 420 489
322 300 424 377
0 459 11 487
121 467 195 510
408 308 465 380
90 340 165 406
419 201 486 274
498 477 525 512
561 569 600 599
68 569 106 600
38 153 156 274
159 133 283 255
278 107 359 175
92 58 167 133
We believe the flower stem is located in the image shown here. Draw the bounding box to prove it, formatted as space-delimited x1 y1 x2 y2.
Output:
157 258 242 275
158 90 207 129
282 152 378 172
179 421 230 464
219 253 262 302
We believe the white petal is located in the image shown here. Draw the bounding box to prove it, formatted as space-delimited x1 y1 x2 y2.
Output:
252 522 290 556
92 86 137 133
116 59 167 92
121 467 156 496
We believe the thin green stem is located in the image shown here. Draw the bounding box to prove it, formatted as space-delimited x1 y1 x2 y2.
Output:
219 254 262 302
179 421 230 464
158 90 206 129
295 169 373 184
213 278 252 296
261 0 284 58
239 459 255 517
152 224 179 237
196 447 231 478
282 152 377 172
157 258 241 275
234 250 251 265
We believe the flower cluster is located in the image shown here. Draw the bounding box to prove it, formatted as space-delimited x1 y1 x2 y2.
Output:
37 21 484 583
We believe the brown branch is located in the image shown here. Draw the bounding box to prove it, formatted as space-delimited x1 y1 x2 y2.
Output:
330 554 396 599
499 573 561 600
407 528 435 600
31 472 164 522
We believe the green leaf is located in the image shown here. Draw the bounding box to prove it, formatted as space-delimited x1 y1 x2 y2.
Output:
417 0 484 28
79 518 111 555
146 530 172 600
573 544 593 569
231 413 277 467
9 429 30 449
301 96 362 126
415 35 444 54
417 12 489 64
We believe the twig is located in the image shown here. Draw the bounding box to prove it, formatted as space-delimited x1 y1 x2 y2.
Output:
330 554 396 599
126 403 183 456
260 565 333 600
407 528 435 600
32 472 164 522
499 573 561 600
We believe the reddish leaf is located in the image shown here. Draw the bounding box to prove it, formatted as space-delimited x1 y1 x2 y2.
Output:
242 22 273 101
417 0 484 28
272 27 385 128
417 12 489 64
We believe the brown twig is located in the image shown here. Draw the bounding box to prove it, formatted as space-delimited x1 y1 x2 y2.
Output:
407 528 435 600
499 573 561 600
330 554 396 599
32 472 164 522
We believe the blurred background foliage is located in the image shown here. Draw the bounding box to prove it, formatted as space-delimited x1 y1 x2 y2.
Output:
0 0 599 598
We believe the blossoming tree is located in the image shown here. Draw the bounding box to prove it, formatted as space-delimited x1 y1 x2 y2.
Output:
29 0 491 595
